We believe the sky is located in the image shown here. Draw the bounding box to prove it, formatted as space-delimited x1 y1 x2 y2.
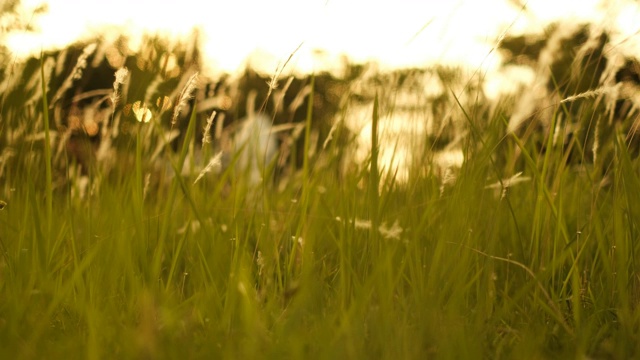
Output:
4 0 640 77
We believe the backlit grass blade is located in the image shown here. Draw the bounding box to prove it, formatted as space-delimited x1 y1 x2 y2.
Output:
40 52 53 267
369 93 380 241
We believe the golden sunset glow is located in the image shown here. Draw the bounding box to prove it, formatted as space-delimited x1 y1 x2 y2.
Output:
132 101 152 123
4 0 639 77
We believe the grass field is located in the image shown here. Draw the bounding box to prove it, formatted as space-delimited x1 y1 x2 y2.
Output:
1 38 640 359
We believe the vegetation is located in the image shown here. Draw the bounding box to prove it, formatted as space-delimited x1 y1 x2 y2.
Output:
1 25 640 359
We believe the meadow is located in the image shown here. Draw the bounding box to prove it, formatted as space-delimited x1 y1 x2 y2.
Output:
1 27 640 359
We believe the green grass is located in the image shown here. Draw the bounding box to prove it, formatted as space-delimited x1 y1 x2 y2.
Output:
1 49 640 360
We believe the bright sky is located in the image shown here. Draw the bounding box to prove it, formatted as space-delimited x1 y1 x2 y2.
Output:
3 0 640 77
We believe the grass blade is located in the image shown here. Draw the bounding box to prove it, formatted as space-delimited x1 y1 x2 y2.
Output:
40 52 53 266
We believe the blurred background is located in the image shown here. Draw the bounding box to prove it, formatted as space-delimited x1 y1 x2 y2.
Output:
3 0 639 76
2 0 640 182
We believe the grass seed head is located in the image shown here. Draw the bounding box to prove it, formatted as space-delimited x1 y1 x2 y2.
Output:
202 110 216 144
172 72 199 126
378 220 403 240
110 67 129 107
193 151 223 184
72 43 97 80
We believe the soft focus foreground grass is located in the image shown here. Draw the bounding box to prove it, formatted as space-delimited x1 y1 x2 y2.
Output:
1 67 640 360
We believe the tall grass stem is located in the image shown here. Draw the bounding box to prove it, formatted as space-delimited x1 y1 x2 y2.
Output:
40 52 53 264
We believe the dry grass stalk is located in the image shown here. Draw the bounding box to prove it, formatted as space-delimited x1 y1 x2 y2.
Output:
193 151 223 184
110 67 129 109
202 110 216 145
172 72 199 127
50 43 97 107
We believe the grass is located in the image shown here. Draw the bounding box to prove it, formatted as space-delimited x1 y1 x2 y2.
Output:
1 38 640 359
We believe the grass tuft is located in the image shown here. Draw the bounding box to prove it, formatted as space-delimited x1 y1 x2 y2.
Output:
1 31 640 359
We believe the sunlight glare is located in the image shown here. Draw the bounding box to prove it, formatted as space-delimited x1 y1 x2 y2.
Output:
3 0 639 77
